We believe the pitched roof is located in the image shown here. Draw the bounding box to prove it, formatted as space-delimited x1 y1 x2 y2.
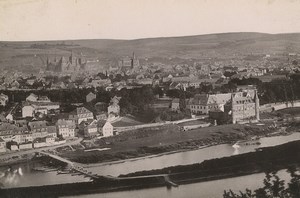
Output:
28 121 47 130
207 93 232 104
87 92 96 97
103 121 113 128
27 93 38 99
56 119 76 128
189 94 208 105
0 123 29 136
172 98 180 103
70 106 92 115
47 126 57 134
232 90 256 104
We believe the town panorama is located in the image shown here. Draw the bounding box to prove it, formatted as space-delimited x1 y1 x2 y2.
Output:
0 34 300 197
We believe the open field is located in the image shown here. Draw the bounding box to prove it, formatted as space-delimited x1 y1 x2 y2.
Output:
60 123 275 164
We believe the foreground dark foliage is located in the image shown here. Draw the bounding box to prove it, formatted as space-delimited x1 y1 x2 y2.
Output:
224 167 300 198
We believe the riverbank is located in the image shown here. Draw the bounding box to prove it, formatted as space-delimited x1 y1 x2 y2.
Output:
0 137 82 167
82 145 211 168
3 139 300 197
120 139 300 179
0 122 292 169
62 123 278 164
0 170 265 197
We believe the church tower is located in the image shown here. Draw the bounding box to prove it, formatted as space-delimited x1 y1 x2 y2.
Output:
132 51 140 69
60 56 68 72
69 51 76 65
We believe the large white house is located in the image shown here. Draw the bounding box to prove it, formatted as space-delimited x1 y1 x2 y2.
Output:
108 104 120 115
22 94 60 118
56 119 76 138
22 104 35 117
188 93 232 114
107 96 121 115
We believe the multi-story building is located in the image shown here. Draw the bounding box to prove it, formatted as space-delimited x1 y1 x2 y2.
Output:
28 121 48 139
22 101 59 118
81 119 98 138
56 119 76 138
108 104 120 115
108 96 121 115
22 95 60 117
118 52 140 69
102 121 114 137
0 123 32 144
46 53 86 73
189 93 232 114
229 90 260 124
188 89 260 124
22 104 35 117
69 107 94 124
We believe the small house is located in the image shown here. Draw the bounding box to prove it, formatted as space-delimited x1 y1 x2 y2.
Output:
102 122 114 137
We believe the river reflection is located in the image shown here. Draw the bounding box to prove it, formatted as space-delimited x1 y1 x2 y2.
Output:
2 132 300 188
0 162 89 188
62 170 291 198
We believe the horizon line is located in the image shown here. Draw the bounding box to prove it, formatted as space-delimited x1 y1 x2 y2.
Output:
1 31 300 43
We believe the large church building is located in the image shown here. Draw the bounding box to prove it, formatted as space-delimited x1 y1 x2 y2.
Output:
46 53 86 73
118 52 140 70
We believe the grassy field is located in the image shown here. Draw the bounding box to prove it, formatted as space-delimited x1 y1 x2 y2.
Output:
60 123 274 164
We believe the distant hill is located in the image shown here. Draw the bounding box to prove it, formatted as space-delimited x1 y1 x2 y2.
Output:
0 32 300 73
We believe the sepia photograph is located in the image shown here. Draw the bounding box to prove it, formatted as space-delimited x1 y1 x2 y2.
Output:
0 0 300 197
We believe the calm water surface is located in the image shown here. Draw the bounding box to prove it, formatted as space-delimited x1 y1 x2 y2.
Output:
87 133 300 176
62 170 291 198
1 133 300 197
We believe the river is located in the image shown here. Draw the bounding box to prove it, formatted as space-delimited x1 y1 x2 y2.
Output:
62 170 291 198
1 132 300 197
86 132 300 176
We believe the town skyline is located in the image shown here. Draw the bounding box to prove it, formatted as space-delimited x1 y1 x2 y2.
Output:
1 0 300 197
1 0 300 41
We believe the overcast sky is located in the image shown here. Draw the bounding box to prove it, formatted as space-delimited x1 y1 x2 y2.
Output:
0 0 300 41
